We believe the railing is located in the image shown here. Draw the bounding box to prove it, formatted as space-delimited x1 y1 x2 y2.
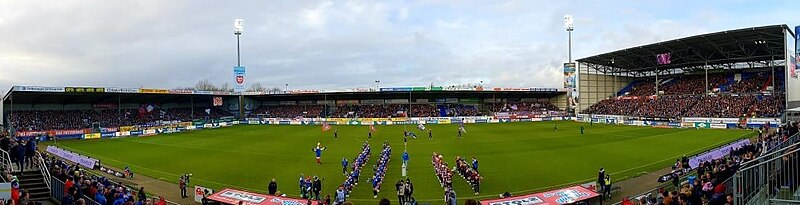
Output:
732 138 800 205
0 148 11 182
36 152 52 190
0 148 12 171
740 133 800 169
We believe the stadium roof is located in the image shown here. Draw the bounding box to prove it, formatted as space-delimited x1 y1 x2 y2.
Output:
2 87 564 104
577 25 794 74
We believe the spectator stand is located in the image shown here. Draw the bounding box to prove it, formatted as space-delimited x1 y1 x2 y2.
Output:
45 152 180 205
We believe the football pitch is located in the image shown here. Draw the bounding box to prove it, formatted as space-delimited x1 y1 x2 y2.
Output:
47 121 752 202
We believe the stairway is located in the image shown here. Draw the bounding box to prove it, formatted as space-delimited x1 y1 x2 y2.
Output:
15 168 51 201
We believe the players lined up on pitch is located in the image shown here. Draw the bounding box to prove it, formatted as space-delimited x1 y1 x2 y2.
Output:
370 142 392 198
340 141 371 198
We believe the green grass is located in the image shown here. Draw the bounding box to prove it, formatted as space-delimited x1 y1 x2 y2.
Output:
45 121 752 203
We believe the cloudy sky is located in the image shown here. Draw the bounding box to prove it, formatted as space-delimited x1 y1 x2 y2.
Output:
0 0 797 92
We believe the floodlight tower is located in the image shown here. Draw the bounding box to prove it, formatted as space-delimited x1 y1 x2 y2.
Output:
234 19 243 67
564 15 574 63
234 19 244 119
564 15 575 115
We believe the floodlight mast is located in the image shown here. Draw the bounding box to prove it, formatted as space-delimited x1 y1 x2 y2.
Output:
564 15 574 63
234 19 244 67
234 19 244 119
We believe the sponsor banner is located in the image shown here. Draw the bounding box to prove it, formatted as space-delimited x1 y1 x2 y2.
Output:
480 185 599 205
249 121 259 125
668 122 682 128
129 130 144 136
581 182 597 192
139 88 169 94
17 129 89 137
195 90 214 95
195 125 204 129
101 132 117 138
380 87 412 92
694 122 711 128
83 133 101 139
13 86 65 92
144 129 157 135
65 87 105 93
59 134 84 140
119 131 130 136
438 118 451 124
16 131 47 137
119 126 136 132
746 118 781 125
233 66 246 92
100 127 119 132
683 118 739 124
176 127 187 132
689 139 750 169
105 87 140 93
711 124 727 129
207 188 318 205
194 186 214 203
46 146 98 169
169 89 194 94
519 118 532 122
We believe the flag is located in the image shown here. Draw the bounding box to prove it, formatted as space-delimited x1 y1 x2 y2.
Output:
322 122 332 132
369 124 376 133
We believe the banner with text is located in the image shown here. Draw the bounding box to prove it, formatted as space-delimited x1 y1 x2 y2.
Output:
480 185 599 205
207 188 317 205
46 146 98 169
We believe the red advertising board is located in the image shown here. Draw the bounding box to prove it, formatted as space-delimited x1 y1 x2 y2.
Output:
207 189 318 205
480 186 599 205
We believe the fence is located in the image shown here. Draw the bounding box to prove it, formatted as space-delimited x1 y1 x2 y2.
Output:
739 133 800 169
36 152 52 190
732 136 800 205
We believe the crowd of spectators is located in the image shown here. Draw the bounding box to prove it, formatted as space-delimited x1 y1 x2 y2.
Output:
627 81 658 96
729 72 769 94
370 142 391 198
746 95 785 118
408 104 437 117
44 152 168 205
621 71 781 99
492 102 558 113
661 74 727 95
584 94 783 119
631 96 699 119
252 105 324 118
684 96 755 118
629 122 800 205
11 107 231 131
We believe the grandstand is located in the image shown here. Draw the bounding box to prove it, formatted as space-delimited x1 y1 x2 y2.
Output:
1 87 564 133
576 25 797 123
